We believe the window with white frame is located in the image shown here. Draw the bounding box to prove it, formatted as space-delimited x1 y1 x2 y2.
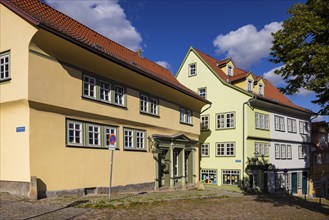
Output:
275 173 286 188
280 144 286 159
136 131 145 149
275 144 280 159
298 145 307 159
140 94 159 116
255 112 269 130
140 95 148 112
200 115 209 130
114 86 124 106
123 128 146 150
287 145 292 159
275 115 285 131
201 169 217 184
150 98 158 115
299 121 309 134
247 79 253 92
198 88 206 99
0 53 10 81
180 108 192 124
83 75 96 98
100 81 111 102
216 112 235 129
87 124 101 147
189 63 196 76
201 143 209 156
255 143 269 157
67 121 83 146
287 118 297 133
297 172 302 189
227 65 234 76
216 142 235 156
258 84 264 96
66 119 117 148
222 170 240 185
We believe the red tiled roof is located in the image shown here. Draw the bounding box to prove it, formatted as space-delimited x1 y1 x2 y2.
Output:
193 48 312 113
2 0 209 104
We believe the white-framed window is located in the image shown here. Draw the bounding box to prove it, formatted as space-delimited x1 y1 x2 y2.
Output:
299 121 309 134
287 145 292 159
66 119 117 148
201 143 209 157
216 112 235 129
275 173 286 189
173 151 179 177
140 95 148 112
180 108 192 125
124 129 134 149
247 79 253 92
227 65 234 76
255 143 269 157
136 131 145 149
0 53 10 81
287 118 297 133
114 86 124 106
275 115 285 131
216 142 235 156
275 144 280 159
255 113 269 130
280 144 286 159
150 98 158 115
222 170 240 185
67 120 83 146
189 63 196 76
201 169 217 184
258 84 264 96
83 75 96 98
100 81 111 102
123 128 146 150
200 115 209 130
298 145 307 159
198 88 206 99
105 126 117 147
87 124 101 147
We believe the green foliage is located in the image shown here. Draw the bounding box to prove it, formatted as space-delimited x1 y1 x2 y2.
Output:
270 0 329 115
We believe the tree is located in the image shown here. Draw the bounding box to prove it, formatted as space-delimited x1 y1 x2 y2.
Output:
270 0 329 115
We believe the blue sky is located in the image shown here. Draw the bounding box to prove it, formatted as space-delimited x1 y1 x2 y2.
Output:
44 0 328 122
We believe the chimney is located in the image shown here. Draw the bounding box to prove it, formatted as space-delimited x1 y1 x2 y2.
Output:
136 48 143 58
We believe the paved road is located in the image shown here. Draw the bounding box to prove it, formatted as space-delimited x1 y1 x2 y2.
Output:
1 186 328 219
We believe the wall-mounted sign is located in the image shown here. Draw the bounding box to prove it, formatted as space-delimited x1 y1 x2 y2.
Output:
16 127 25 132
235 160 241 163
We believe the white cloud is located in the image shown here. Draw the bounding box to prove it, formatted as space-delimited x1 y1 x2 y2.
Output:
296 87 314 96
45 0 142 51
156 61 172 71
213 22 282 69
263 66 285 86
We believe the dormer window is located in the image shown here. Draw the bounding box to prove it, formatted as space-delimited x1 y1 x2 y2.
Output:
258 84 264 96
227 65 234 76
247 79 253 92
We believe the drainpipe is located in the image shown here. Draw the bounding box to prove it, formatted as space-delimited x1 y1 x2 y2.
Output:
242 95 257 189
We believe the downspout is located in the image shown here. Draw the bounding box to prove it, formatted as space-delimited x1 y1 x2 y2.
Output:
242 95 257 189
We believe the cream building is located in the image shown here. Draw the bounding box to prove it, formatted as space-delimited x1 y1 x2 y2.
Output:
0 0 209 198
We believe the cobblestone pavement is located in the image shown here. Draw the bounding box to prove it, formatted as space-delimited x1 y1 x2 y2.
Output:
1 186 328 220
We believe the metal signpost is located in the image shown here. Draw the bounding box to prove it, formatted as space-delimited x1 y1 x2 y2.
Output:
108 134 116 200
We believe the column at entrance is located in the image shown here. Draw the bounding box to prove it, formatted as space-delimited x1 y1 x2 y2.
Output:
169 143 174 188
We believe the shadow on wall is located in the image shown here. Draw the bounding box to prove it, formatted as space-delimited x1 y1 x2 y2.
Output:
37 178 47 199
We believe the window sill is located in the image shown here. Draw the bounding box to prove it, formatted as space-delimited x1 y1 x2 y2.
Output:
215 127 236 130
66 144 119 150
255 128 270 131
123 148 147 152
274 129 285 132
180 121 193 126
140 111 160 118
0 78 11 83
215 155 235 157
82 96 127 109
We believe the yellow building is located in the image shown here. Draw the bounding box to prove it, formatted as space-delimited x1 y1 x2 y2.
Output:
177 47 313 193
0 0 209 198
